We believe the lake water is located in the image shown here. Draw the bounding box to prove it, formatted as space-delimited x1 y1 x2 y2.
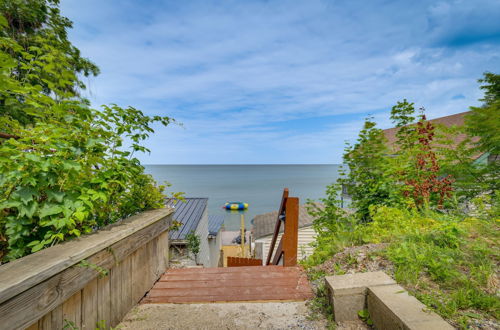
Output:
144 165 340 230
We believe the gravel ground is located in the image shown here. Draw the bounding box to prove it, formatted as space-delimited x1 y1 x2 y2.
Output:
119 302 328 330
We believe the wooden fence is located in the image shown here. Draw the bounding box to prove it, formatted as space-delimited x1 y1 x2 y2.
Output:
0 208 173 330
227 256 263 267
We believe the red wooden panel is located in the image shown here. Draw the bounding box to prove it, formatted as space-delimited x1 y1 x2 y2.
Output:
227 257 262 267
143 265 313 303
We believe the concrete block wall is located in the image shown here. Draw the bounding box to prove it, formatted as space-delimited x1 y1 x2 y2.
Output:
325 271 454 329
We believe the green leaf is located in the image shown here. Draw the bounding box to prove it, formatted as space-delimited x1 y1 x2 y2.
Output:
47 190 65 203
39 204 63 219
14 187 37 205
20 201 38 218
0 200 22 210
74 211 86 222
31 242 46 253
357 310 369 319
0 14 8 28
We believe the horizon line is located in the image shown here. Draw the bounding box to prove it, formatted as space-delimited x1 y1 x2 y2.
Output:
143 163 342 166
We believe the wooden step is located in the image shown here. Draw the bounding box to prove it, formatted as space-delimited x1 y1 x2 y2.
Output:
143 266 313 303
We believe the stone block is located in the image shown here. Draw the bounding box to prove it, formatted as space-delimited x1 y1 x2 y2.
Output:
368 284 454 330
325 271 396 322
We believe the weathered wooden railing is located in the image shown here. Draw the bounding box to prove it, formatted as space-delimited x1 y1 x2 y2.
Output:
0 208 173 330
266 188 299 267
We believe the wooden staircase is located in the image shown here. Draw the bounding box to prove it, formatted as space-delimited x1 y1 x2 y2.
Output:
142 265 312 303
143 189 312 304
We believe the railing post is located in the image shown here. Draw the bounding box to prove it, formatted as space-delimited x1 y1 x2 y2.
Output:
282 197 299 267
266 188 289 265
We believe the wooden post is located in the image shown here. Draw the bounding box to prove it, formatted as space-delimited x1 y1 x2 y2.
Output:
240 214 245 257
282 197 299 267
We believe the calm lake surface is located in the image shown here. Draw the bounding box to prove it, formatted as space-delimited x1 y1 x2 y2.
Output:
144 165 341 230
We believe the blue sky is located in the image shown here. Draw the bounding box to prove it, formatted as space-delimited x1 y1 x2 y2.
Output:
61 0 500 164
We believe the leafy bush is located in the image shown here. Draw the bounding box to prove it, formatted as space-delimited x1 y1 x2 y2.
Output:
306 75 500 324
186 231 201 263
306 204 500 326
0 1 175 261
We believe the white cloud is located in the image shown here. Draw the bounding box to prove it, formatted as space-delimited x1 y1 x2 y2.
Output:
61 0 500 164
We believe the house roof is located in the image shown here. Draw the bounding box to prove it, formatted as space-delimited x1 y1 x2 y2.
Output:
208 215 225 236
167 198 208 240
252 203 323 240
383 111 473 152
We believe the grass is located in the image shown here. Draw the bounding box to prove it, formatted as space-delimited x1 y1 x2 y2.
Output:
306 281 336 330
303 206 500 329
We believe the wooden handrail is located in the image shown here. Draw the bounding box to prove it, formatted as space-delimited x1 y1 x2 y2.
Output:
266 189 299 267
265 188 288 265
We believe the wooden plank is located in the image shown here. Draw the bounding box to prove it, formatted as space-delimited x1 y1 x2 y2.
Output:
96 273 111 330
62 290 81 330
38 313 51 330
109 263 122 327
130 249 143 304
138 243 149 298
143 291 313 304
266 188 288 265
227 257 262 267
148 239 159 284
164 265 287 274
272 238 283 265
153 278 303 289
160 271 300 281
81 278 98 330
50 305 63 330
0 214 171 330
283 197 299 267
156 232 168 276
140 243 150 301
0 208 173 304
121 256 133 317
25 322 39 330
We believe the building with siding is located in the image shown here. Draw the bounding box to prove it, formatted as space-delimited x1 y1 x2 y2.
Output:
167 198 211 267
382 111 497 164
208 215 225 267
252 204 322 264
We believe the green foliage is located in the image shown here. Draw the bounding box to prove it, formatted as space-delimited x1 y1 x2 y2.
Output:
306 282 336 329
307 206 500 326
78 259 108 278
385 215 500 322
340 118 395 221
186 231 201 262
0 0 174 262
63 319 78 330
335 99 455 224
439 72 500 200
357 309 373 326
307 72 500 327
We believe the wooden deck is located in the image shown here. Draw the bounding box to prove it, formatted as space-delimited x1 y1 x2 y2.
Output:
142 266 313 303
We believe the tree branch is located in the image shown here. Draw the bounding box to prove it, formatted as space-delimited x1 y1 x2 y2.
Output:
0 132 20 140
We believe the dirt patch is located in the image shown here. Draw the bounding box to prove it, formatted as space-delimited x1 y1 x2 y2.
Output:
119 302 328 330
313 243 392 276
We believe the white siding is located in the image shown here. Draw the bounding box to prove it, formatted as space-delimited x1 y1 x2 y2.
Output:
208 231 222 267
194 208 211 267
255 225 317 265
